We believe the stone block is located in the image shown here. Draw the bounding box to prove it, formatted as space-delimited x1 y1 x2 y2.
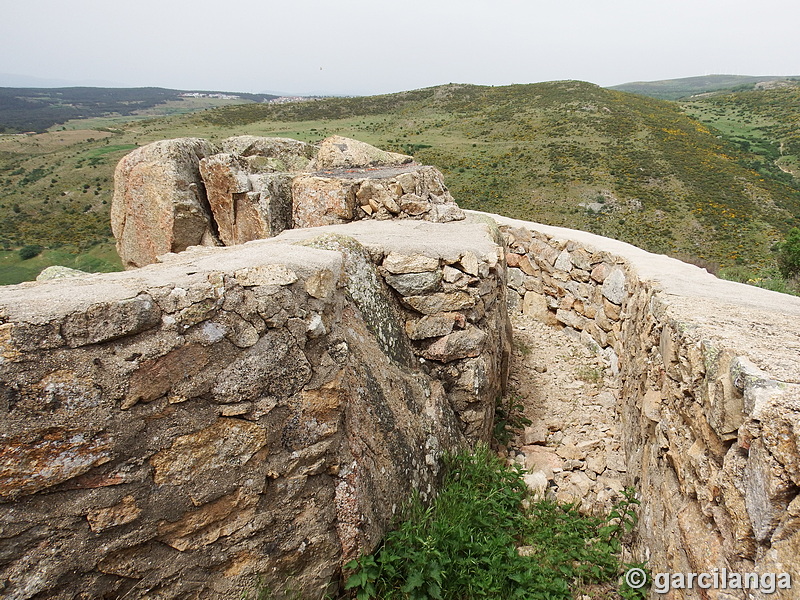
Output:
305 268 338 299
396 193 426 216
523 275 543 293
407 311 466 340
383 252 439 274
234 264 298 287
601 268 626 304
523 471 548 498
292 175 359 228
385 271 442 296
528 239 560 267
517 254 538 276
459 251 480 276
555 308 585 330
590 262 610 283
602 298 621 321
554 249 573 272
522 291 557 325
506 252 522 267
63 294 161 347
507 267 525 290
571 248 592 270
402 291 476 314
523 423 548 445
419 327 487 362
572 268 591 283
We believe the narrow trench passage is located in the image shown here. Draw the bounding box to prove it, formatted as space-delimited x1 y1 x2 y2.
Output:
502 312 629 516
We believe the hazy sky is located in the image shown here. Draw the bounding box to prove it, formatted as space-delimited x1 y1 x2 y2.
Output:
2 0 799 95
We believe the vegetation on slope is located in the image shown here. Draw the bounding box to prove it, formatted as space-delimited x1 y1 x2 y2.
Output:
0 130 127 283
192 80 800 270
608 75 799 100
683 81 800 183
681 81 800 292
2 79 800 286
0 87 278 133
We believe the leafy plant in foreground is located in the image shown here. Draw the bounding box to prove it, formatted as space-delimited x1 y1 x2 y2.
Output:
344 447 648 600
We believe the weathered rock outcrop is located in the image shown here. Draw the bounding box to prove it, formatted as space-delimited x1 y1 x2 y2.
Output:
111 138 220 268
112 136 465 269
310 135 413 171
198 136 317 246
292 164 463 228
35 265 88 281
0 218 508 600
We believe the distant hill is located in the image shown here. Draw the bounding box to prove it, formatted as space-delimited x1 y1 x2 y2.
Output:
683 80 800 185
186 81 800 264
0 87 279 133
3 79 799 285
609 75 799 100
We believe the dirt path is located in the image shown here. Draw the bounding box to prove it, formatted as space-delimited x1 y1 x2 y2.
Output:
502 313 628 515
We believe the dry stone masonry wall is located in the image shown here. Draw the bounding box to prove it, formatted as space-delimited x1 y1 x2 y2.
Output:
0 218 508 600
492 212 800 599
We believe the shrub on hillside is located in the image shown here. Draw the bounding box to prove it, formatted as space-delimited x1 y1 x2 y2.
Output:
777 227 800 277
18 245 42 260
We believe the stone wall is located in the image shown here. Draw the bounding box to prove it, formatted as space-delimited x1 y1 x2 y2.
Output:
6 131 800 599
490 211 800 599
0 219 509 600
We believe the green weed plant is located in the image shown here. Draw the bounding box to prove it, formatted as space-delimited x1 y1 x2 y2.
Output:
493 394 531 447
344 447 648 600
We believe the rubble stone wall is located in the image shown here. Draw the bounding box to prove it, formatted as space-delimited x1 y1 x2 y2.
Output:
490 212 800 598
0 219 508 600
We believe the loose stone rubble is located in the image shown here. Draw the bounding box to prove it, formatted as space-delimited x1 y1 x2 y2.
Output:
504 312 626 517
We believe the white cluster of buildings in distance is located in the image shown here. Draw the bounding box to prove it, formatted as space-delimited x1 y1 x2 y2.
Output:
180 92 241 100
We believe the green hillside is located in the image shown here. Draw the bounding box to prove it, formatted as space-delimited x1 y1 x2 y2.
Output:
192 80 797 268
609 75 799 100
2 80 799 285
683 81 800 183
0 87 279 133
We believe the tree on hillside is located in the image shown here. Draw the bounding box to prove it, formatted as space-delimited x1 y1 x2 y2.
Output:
777 227 800 277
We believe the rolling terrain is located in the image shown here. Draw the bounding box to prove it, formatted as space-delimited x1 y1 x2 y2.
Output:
683 81 800 182
609 74 800 100
0 87 279 133
1 79 799 287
